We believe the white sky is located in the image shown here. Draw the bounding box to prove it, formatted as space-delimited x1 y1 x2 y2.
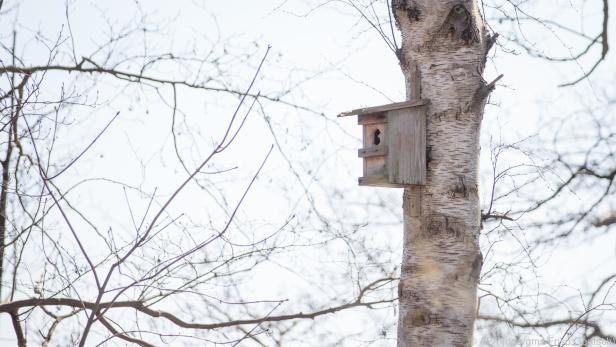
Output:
1 0 615 345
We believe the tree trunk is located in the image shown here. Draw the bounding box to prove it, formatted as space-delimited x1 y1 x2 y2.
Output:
392 1 493 346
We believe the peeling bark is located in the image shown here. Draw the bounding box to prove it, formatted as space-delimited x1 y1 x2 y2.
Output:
392 0 490 346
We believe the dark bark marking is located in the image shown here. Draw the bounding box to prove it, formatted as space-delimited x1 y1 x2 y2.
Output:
451 175 468 198
409 62 421 100
425 214 462 239
469 252 483 281
399 288 420 301
429 4 479 47
431 107 464 122
393 0 421 22
406 4 421 22
421 213 478 246
395 48 406 69
407 308 441 327
444 5 476 44
401 263 414 275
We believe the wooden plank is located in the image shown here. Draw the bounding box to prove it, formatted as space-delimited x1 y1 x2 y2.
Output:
410 62 421 101
407 186 421 216
358 145 388 158
364 156 386 177
362 124 387 178
357 113 387 125
387 107 426 185
338 99 427 118
358 175 408 188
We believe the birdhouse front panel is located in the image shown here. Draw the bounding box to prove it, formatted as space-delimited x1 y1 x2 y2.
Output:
359 115 387 182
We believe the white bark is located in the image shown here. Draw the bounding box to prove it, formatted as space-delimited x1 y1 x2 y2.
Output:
392 1 493 346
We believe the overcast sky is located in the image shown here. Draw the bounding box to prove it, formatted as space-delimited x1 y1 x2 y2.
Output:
1 0 615 345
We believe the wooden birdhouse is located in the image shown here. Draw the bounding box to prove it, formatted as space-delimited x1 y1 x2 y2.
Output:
338 99 427 188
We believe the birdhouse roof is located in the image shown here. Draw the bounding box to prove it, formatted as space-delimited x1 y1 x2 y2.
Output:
337 99 427 118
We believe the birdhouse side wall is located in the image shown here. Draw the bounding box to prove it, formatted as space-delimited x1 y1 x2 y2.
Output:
386 108 426 185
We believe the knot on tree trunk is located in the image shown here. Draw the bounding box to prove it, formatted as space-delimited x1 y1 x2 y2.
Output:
434 4 479 46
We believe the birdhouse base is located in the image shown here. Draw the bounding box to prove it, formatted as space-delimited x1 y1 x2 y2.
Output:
358 175 411 188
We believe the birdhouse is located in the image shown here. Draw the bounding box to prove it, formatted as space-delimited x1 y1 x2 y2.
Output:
338 99 427 188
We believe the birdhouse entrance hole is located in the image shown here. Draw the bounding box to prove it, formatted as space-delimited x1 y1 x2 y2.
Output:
373 129 381 145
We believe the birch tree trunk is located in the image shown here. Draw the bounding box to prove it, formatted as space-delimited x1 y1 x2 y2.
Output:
392 1 495 346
